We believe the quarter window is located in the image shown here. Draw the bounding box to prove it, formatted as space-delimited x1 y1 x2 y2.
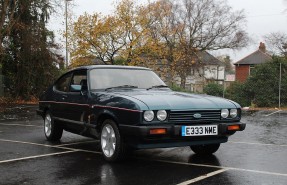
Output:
70 70 87 92
71 71 87 85
55 73 72 92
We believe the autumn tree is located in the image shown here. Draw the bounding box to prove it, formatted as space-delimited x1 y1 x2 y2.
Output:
69 0 248 88
115 0 148 63
135 0 248 87
70 12 127 66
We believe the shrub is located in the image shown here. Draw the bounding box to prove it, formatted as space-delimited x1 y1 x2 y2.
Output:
225 81 251 107
203 83 223 97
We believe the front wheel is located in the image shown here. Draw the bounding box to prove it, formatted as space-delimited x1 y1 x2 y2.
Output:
44 111 63 141
190 144 220 155
100 119 129 162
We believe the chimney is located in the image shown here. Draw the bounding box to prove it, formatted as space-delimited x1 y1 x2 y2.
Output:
259 42 266 53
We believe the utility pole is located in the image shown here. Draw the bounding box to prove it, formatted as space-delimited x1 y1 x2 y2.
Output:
65 0 72 68
279 62 282 109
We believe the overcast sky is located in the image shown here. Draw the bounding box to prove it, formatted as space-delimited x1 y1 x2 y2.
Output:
50 0 287 62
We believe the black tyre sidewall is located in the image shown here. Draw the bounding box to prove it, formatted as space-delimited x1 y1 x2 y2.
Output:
190 143 220 155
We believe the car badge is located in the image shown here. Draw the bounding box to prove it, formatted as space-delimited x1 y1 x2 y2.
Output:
193 113 202 119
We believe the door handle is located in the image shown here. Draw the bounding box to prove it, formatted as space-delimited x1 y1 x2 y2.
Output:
61 95 68 100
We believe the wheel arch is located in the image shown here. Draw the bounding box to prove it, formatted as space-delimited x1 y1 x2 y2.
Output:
96 110 119 132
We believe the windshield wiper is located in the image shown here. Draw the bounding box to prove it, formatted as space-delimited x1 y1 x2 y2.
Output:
105 85 138 91
147 85 169 90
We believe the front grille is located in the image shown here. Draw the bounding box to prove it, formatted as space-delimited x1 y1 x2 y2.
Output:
169 110 221 124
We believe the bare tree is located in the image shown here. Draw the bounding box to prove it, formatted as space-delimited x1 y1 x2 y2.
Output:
177 0 248 51
264 32 287 57
162 0 248 87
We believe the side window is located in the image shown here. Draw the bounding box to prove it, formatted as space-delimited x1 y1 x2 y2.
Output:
70 70 87 92
55 73 72 92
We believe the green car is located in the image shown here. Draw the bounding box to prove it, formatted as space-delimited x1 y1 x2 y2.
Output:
37 65 246 162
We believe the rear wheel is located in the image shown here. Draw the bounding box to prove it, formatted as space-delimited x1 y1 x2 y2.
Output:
100 119 129 162
190 144 220 155
44 111 63 141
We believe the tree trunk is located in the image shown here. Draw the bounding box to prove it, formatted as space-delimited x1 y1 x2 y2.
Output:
180 75 186 89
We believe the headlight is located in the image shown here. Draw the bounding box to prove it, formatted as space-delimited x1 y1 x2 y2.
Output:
230 109 238 118
221 109 229 118
157 110 167 121
144 111 154 122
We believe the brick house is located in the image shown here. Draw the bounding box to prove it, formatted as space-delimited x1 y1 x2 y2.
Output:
234 42 272 82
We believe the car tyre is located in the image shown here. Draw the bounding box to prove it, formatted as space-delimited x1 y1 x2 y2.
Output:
190 144 220 155
44 111 63 141
100 119 129 162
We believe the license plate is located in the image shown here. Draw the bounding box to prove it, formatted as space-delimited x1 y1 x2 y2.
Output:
182 125 218 136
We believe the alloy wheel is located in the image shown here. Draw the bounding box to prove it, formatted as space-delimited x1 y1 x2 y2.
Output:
44 114 52 136
101 124 116 157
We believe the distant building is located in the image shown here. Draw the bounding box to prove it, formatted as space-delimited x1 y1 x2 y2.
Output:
234 42 272 82
138 51 225 93
174 51 225 92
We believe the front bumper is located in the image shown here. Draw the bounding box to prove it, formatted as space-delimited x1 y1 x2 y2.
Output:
119 122 246 149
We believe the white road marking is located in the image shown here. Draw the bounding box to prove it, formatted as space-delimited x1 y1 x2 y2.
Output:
0 139 101 154
56 140 97 146
0 123 42 127
0 139 80 151
230 141 287 147
265 110 282 117
1 139 287 177
230 168 287 177
0 151 77 164
143 158 287 177
177 169 228 185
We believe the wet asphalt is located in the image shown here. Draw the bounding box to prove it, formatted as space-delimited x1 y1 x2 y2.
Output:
0 106 287 185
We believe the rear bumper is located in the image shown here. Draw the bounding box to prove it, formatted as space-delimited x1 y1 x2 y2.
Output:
119 122 246 149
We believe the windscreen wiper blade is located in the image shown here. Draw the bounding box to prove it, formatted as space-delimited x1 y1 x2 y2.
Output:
147 85 169 90
105 85 138 91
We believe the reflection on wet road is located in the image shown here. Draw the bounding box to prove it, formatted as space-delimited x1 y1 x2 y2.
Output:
0 107 287 184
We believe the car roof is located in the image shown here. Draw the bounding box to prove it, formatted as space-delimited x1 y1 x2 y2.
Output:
71 65 151 71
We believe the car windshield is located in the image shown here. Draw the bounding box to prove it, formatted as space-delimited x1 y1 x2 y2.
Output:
89 68 167 90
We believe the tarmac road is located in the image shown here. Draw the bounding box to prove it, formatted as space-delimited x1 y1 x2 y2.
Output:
0 106 287 185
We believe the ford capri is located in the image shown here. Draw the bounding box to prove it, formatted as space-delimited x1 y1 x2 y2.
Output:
37 65 246 161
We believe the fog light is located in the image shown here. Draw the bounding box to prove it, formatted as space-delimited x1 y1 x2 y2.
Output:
149 128 167 135
228 125 240 131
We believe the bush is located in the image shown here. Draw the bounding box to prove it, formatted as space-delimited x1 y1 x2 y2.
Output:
244 58 287 107
225 81 251 107
203 83 223 97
